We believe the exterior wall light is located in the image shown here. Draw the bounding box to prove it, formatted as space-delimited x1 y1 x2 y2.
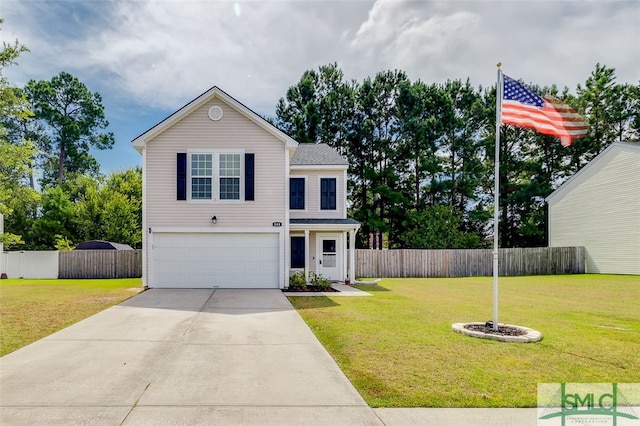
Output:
211 215 217 224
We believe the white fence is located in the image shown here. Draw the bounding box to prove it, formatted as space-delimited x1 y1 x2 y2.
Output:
1 251 59 279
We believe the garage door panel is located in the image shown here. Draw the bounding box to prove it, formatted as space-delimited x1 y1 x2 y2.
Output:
151 233 280 289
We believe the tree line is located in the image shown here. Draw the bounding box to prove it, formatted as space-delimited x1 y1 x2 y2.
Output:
275 63 639 249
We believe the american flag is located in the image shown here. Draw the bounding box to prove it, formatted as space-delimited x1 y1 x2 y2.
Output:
501 75 589 147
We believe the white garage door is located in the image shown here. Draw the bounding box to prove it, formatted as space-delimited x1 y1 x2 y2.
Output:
151 233 280 288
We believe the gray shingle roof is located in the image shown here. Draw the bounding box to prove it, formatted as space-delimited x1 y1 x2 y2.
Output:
290 143 348 166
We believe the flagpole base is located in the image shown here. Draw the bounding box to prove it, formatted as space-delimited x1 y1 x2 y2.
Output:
452 322 542 343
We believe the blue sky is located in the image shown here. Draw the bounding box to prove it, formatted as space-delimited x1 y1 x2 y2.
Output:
2 0 638 175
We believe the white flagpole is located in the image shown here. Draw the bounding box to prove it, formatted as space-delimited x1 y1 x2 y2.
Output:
493 64 503 332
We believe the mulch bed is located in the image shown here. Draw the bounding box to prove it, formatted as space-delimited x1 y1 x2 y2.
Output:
464 322 527 336
283 286 338 293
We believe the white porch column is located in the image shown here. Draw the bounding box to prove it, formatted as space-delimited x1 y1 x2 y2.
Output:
304 229 310 282
349 228 357 282
342 231 348 281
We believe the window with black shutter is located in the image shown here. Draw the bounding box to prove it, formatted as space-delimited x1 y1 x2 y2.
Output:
320 178 336 210
290 178 305 209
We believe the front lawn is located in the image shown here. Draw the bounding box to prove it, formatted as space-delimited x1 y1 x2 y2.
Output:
288 275 640 407
0 278 142 356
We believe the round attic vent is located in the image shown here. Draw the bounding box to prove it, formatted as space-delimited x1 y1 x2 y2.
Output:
208 105 223 121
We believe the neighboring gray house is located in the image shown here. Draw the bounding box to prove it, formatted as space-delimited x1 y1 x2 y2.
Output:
545 142 640 275
132 86 360 289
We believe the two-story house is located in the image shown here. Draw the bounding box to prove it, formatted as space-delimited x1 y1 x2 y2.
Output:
132 87 360 289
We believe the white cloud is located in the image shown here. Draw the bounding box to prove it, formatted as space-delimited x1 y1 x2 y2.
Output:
73 0 364 113
347 2 482 86
350 0 481 74
4 0 639 114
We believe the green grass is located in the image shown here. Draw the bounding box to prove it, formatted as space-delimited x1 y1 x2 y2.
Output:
288 275 640 408
0 278 142 356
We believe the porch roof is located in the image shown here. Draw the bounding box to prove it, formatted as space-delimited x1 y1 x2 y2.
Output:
290 218 360 231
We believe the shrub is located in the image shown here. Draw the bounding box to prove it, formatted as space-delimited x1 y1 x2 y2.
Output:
309 272 332 291
289 271 307 291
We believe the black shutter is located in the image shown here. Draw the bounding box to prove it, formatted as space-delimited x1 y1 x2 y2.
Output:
329 178 337 210
290 178 305 209
245 153 255 201
320 178 337 210
177 153 187 200
320 178 327 210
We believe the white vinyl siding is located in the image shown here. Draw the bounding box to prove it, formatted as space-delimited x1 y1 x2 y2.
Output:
145 99 286 228
548 145 640 275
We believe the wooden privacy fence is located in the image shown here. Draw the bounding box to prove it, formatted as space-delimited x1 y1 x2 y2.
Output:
59 250 142 279
355 246 585 278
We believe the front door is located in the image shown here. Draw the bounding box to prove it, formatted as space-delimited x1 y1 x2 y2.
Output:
317 234 342 281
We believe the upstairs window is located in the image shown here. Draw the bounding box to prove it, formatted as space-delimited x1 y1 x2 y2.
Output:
320 178 337 210
185 152 246 201
290 178 305 210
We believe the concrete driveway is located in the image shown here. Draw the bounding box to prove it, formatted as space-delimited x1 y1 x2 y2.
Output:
0 289 381 425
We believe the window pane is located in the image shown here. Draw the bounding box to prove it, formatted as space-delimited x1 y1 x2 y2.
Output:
191 153 212 177
220 177 240 200
192 177 212 199
220 153 240 177
322 239 336 253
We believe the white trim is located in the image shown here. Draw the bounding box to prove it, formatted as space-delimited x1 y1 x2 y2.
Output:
132 86 298 152
290 223 359 232
150 227 280 234
342 231 348 280
278 230 285 288
284 149 291 287
349 228 357 282
147 226 153 287
317 175 339 213
304 229 310 282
